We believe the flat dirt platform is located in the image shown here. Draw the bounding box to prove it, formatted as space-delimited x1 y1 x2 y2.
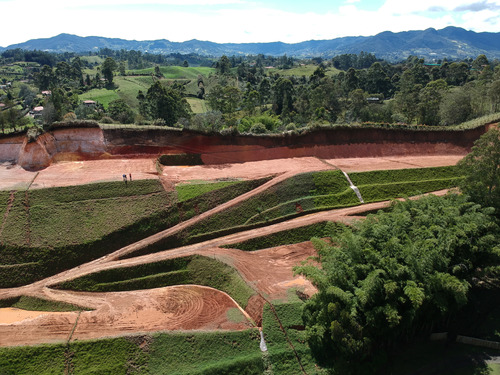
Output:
0 286 250 347
0 155 464 191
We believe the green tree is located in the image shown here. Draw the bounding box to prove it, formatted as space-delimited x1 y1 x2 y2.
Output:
394 69 422 123
365 62 392 97
35 65 55 90
347 88 367 121
295 194 500 372
101 57 117 86
154 66 163 78
439 89 471 125
489 80 500 112
207 84 241 114
107 99 135 124
142 81 191 126
418 79 448 125
216 55 231 75
272 77 294 115
446 62 470 86
243 90 260 115
458 128 500 213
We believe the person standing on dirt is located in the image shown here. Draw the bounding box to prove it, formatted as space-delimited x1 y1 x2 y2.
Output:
129 173 132 182
123 174 127 184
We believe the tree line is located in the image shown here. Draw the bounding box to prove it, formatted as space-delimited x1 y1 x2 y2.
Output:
1 49 500 133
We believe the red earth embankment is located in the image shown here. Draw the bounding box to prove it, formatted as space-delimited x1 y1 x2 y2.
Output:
0 124 489 170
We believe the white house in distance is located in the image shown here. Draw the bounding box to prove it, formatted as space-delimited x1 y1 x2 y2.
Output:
83 100 97 107
30 106 44 118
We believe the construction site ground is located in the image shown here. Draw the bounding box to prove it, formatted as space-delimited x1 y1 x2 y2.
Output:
0 154 462 347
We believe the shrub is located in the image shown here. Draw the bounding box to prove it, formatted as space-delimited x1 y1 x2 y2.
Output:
250 122 267 134
158 153 204 166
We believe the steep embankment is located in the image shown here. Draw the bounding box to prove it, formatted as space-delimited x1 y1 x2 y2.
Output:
103 126 486 164
0 123 490 170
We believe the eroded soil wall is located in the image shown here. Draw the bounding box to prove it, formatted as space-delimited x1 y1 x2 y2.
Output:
0 125 488 170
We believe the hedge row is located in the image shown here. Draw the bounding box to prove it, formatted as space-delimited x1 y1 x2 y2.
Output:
158 153 204 166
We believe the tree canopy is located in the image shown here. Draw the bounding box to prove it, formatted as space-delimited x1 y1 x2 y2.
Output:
458 128 500 214
295 193 500 372
139 81 191 126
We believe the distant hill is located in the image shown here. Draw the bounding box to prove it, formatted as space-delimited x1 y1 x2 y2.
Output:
2 27 500 61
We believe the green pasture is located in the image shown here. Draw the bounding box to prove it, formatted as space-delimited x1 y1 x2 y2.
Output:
186 97 208 113
269 64 340 77
128 66 214 80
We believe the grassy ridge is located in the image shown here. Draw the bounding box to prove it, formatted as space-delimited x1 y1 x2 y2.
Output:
55 255 256 308
263 297 327 374
0 296 90 312
0 178 268 287
176 180 241 202
0 330 262 375
222 221 346 251
133 167 462 259
188 170 351 237
349 166 463 203
349 166 461 186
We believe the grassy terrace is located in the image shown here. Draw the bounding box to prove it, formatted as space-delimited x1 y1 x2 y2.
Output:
135 166 462 258
0 177 269 287
0 330 263 375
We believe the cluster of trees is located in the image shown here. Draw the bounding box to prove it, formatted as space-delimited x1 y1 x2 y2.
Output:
2 48 500 133
295 128 500 373
206 53 500 129
137 82 191 126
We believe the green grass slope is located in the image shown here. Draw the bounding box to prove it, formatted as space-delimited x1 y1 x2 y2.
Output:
0 178 268 287
0 330 263 375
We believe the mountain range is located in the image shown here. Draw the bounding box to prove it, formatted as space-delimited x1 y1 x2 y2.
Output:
2 27 500 61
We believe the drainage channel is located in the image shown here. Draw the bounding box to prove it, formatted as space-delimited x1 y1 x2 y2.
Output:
342 171 364 203
259 329 268 352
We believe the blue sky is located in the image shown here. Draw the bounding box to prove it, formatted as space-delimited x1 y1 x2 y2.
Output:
1 0 499 47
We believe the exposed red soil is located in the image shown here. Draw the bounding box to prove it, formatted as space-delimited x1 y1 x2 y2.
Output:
0 125 469 348
216 243 319 300
0 286 249 347
0 125 485 170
